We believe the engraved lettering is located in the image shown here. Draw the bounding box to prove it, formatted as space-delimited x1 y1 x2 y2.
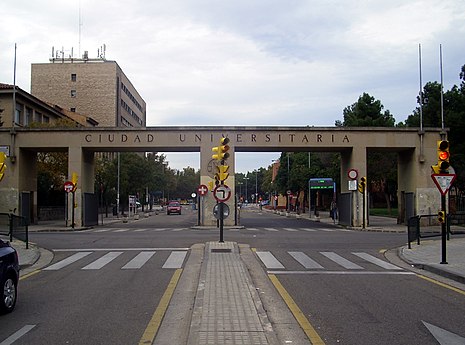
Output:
251 134 257 142
134 135 141 143
317 134 322 142
302 135 309 143
265 134 271 142
121 134 128 142
343 135 350 143
237 134 243 142
179 134 186 142
147 134 154 142
108 134 115 142
289 134 295 142
195 134 202 142
85 134 92 142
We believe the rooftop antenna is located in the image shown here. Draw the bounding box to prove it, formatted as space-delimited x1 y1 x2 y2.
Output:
78 0 82 57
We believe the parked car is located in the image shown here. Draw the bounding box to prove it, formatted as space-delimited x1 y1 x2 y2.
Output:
0 239 19 313
167 201 182 215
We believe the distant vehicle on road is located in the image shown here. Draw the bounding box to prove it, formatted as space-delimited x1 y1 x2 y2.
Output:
167 201 182 215
0 238 19 313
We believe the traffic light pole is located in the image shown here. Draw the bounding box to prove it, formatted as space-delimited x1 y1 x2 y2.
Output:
440 194 447 264
219 202 224 243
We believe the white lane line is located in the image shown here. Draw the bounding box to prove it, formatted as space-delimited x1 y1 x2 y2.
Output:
134 228 149 232
44 252 92 270
151 228 169 232
0 325 36 345
122 251 156 269
53 247 190 251
94 228 115 232
113 228 130 233
264 228 279 232
162 251 188 269
301 228 317 232
320 229 336 232
320 252 364 270
289 252 324 269
82 252 123 270
283 228 299 232
171 228 188 232
352 252 403 270
256 251 285 269
246 228 259 231
267 271 416 275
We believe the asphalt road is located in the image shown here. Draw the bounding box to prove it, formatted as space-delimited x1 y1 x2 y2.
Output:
1 205 464 344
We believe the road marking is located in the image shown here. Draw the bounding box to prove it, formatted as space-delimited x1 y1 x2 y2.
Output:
289 252 324 269
269 274 326 345
134 228 149 232
301 228 316 232
114 228 130 232
352 252 403 270
82 252 123 270
53 247 190 251
138 269 182 345
268 271 416 275
44 252 92 270
417 274 465 296
0 325 36 345
19 270 42 281
246 227 259 231
264 227 279 232
122 251 156 269
321 228 335 232
162 251 188 269
422 321 465 344
256 251 285 269
94 228 115 232
320 252 364 269
171 228 188 232
283 228 299 232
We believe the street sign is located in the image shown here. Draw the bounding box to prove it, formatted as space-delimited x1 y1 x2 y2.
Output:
64 181 75 193
197 184 208 196
213 202 230 219
347 169 358 180
213 185 232 202
431 174 456 196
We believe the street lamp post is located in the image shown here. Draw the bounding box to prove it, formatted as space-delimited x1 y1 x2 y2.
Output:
245 177 249 203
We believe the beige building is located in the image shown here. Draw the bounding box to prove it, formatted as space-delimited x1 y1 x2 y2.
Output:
0 83 98 129
31 56 146 128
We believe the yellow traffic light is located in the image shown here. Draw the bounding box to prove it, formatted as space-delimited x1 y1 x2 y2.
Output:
438 210 446 223
216 165 229 182
437 140 450 173
212 138 230 161
358 176 367 193
0 152 7 182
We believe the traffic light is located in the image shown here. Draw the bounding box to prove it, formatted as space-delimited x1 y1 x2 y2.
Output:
212 138 230 161
437 140 450 173
216 165 229 182
358 176 366 194
0 152 7 182
438 210 446 223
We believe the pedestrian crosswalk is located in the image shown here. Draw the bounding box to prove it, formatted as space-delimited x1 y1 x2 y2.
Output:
79 226 347 234
43 249 188 271
255 250 411 274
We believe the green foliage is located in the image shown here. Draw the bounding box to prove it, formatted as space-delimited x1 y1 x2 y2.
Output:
337 93 395 127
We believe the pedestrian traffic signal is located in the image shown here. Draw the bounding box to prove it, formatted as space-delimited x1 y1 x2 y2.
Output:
438 210 446 223
0 152 7 182
437 140 450 173
212 138 230 161
358 176 366 193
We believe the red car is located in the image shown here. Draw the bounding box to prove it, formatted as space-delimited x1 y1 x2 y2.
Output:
167 201 182 215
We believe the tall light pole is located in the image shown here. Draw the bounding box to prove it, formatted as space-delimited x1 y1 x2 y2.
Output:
255 171 258 204
245 177 249 203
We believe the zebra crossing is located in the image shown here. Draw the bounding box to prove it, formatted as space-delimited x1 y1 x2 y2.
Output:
43 249 188 271
256 250 413 275
81 226 347 234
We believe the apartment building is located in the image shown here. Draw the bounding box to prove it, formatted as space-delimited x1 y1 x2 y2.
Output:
31 55 146 128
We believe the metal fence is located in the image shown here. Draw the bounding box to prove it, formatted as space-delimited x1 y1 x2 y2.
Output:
0 212 29 248
407 213 465 249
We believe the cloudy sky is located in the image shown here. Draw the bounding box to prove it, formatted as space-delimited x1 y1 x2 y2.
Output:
1 0 464 172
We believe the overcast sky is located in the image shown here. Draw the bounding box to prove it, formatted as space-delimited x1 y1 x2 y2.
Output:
1 0 464 172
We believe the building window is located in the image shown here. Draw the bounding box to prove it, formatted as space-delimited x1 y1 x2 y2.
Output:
43 116 50 123
71 90 76 97
70 108 76 112
14 103 23 125
71 73 77 82
25 107 32 126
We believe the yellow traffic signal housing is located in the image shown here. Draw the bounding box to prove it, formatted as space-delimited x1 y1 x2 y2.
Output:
0 152 7 182
358 176 367 193
438 210 446 223
431 165 440 174
437 140 450 173
212 137 230 161
216 165 229 182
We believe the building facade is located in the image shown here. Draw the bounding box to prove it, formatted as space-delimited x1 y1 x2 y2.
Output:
31 56 146 128
0 83 97 130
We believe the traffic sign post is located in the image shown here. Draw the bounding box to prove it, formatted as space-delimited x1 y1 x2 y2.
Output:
431 173 456 265
213 185 232 202
197 184 209 226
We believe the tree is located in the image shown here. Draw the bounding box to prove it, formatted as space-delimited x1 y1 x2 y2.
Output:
336 93 395 127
